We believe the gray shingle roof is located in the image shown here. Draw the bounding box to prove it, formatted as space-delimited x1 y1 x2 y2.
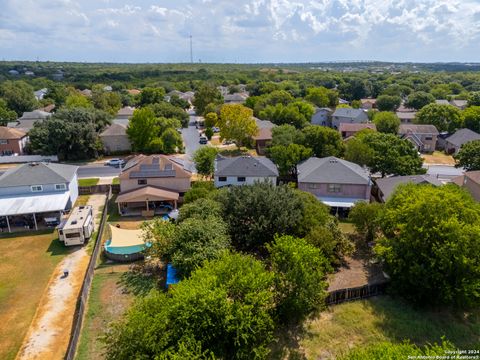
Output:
332 108 367 120
446 128 480 147
399 124 439 135
215 156 278 177
0 162 78 188
100 123 127 137
375 175 442 201
297 156 370 184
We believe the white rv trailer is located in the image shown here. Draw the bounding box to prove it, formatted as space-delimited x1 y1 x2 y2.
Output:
58 205 94 246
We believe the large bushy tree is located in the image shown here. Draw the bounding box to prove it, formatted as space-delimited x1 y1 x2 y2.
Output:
192 83 223 116
414 103 463 132
373 112 401 134
376 184 480 306
376 95 401 112
104 253 276 359
0 80 37 115
301 125 344 158
267 143 312 177
454 140 480 171
218 104 258 147
192 146 219 178
405 91 435 110
462 106 480 133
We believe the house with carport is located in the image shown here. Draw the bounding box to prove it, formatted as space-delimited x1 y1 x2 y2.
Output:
0 162 78 233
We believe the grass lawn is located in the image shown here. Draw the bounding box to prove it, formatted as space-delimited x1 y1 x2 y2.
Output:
0 231 71 360
271 296 480 359
111 177 119 185
75 268 138 360
338 221 355 235
422 151 455 165
78 178 100 187
75 195 91 207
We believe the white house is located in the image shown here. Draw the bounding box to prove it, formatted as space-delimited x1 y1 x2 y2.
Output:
311 107 332 126
0 162 78 232
214 155 279 188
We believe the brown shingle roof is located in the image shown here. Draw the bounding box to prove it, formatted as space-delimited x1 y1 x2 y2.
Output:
465 171 480 184
399 124 439 135
0 126 27 139
339 123 376 132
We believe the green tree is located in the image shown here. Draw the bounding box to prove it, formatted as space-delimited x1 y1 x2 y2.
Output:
454 140 480 171
360 132 425 177
204 112 218 128
148 102 189 128
160 127 182 154
373 111 401 134
414 103 463 132
169 94 190 109
351 100 361 109
348 202 383 242
183 181 216 204
215 183 304 252
169 216 230 277
177 198 223 222
305 87 329 107
467 91 480 107
0 80 37 115
344 134 375 167
301 125 344 158
28 108 105 160
462 106 480 133
268 235 331 323
0 99 17 126
271 124 303 146
376 184 480 306
91 90 122 116
267 143 312 177
65 93 93 109
138 87 165 106
376 95 401 112
259 101 314 128
193 146 219 178
430 84 451 99
405 91 435 110
192 83 223 116
104 252 276 359
218 104 258 147
126 108 159 152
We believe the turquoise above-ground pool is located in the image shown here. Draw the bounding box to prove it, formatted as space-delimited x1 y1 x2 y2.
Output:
104 225 150 262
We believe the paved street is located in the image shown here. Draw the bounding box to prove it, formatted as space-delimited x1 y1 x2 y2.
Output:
77 164 121 178
182 111 205 159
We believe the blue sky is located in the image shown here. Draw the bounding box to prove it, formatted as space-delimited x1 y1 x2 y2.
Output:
1 0 480 63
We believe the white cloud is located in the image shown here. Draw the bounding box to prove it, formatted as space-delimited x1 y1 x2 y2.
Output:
0 0 479 62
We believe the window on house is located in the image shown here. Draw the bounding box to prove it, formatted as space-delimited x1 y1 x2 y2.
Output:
0 140 8 145
425 136 433 140
138 179 147 185
308 183 317 189
327 184 342 193
237 177 246 182
31 185 43 192
65 232 81 239
218 177 227 182
55 183 66 191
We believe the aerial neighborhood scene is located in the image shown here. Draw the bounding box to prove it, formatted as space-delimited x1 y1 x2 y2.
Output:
1 1 480 360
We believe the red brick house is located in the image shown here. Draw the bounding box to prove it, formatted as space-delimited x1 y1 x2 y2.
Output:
0 127 28 155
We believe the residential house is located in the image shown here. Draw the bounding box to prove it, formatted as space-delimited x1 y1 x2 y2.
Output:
214 155 278 188
0 127 28 155
339 123 376 139
374 175 442 203
435 99 450 105
398 124 439 153
116 155 192 216
311 107 332 126
331 108 368 129
100 123 131 154
297 156 371 211
0 162 78 232
252 118 276 155
7 110 51 132
79 89 92 97
452 171 480 202
34 88 48 101
450 99 468 110
444 128 480 154
360 98 377 110
224 93 249 104
396 111 416 124
116 106 135 120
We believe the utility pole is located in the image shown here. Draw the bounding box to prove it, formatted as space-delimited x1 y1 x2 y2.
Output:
189 35 193 63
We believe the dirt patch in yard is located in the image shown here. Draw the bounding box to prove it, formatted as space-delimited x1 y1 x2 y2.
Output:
422 151 456 165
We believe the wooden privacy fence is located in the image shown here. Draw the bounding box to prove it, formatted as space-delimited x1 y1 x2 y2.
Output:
78 184 111 195
64 188 111 360
326 282 388 306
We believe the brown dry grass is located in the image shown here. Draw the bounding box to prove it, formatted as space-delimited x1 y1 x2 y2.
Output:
422 151 455 165
0 231 70 360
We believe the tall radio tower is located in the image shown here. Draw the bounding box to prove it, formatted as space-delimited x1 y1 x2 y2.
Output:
189 35 193 63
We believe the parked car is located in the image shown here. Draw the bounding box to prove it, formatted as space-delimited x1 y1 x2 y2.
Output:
104 158 125 167
199 136 208 144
